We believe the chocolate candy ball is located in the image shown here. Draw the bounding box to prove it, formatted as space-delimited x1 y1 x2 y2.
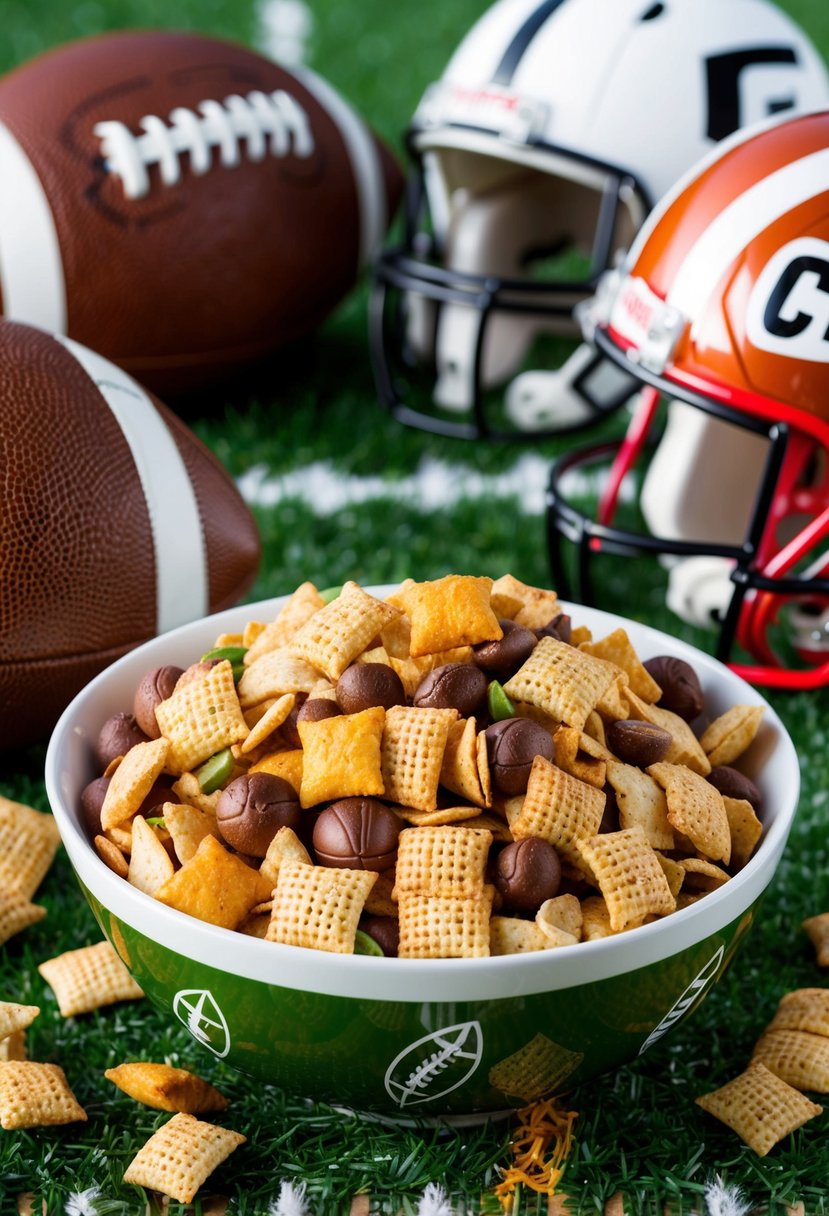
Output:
535 612 572 644
606 719 672 768
472 620 537 680
336 664 406 714
485 718 554 796
414 663 488 717
80 776 110 837
313 798 401 871
643 655 704 721
133 665 184 738
298 698 342 725
95 712 149 771
707 765 762 811
494 838 561 913
216 773 301 857
360 915 400 957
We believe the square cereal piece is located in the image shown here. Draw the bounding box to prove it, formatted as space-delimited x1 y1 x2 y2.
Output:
397 574 502 657
38 940 144 1017
128 815 175 896
752 1028 829 1093
266 860 377 953
440 717 489 807
287 581 402 681
492 575 560 629
0 1002 39 1041
123 1112 245 1204
577 826 676 932
770 988 829 1037
0 796 61 899
381 705 458 812
504 637 618 734
243 581 326 664
509 755 606 870
802 913 829 967
606 759 675 851
0 890 46 944
700 704 764 766
0 1030 27 1062
648 761 730 864
723 796 763 870
695 1060 822 1156
105 1062 228 1113
488 1033 583 1102
155 661 248 774
625 689 711 775
0 1061 87 1129
397 887 494 958
394 825 492 898
155 835 272 930
490 916 551 955
260 825 312 889
579 629 662 702
237 651 321 709
298 706 385 808
99 736 171 831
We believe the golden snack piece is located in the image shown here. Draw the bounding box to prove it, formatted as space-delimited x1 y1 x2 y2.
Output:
648 761 731 865
397 574 502 657
287 580 402 682
128 815 175 896
490 916 551 955
580 895 618 941
752 1028 829 1093
802 913 829 967
678 857 730 893
397 887 494 959
578 826 676 933
0 1061 87 1129
491 574 560 628
259 825 312 889
267 859 377 953
700 704 764 767
155 661 248 774
606 759 674 851
100 736 171 831
240 692 295 754
122 1112 245 1204
505 636 618 734
38 940 144 1018
237 651 320 710
624 689 711 775
381 705 458 812
770 988 829 1038
0 1030 27 1062
553 725 607 789
537 894 582 945
0 1002 39 1041
94 834 129 878
155 835 272 931
0 796 61 900
0 891 46 946
298 706 386 808
579 628 662 703
105 1061 228 1113
509 755 605 871
243 580 326 664
695 1060 822 1156
161 802 220 865
393 825 492 899
723 796 763 870
440 717 490 807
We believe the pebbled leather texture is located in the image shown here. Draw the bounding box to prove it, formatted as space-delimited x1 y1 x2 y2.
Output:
0 320 260 748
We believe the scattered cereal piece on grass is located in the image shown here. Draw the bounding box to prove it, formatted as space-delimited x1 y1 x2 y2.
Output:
752 1028 829 1093
38 940 144 1017
122 1112 245 1204
105 1062 228 1113
0 795 61 899
695 1060 822 1155
0 1002 39 1041
0 1061 87 1129
0 890 46 945
802 912 829 967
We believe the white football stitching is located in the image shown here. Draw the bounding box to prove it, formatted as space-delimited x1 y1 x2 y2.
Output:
384 1021 483 1107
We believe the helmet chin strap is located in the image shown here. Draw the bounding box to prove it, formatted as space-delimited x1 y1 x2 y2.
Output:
506 344 599 430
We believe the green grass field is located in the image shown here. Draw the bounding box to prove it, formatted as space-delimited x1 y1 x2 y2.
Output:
3 0 829 1212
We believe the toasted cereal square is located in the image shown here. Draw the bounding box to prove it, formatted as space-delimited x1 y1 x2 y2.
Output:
578 826 676 932
397 888 493 958
509 755 606 869
155 835 272 930
802 913 829 967
393 825 492 898
492 576 560 629
243 582 326 664
606 759 674 851
155 661 248 774
266 860 377 953
440 717 488 807
38 940 144 1017
0 796 62 899
580 629 662 702
752 1028 829 1093
381 705 458 812
237 651 321 709
695 1060 822 1155
260 825 312 889
488 1032 583 1102
105 1062 228 1113
723 796 763 870
490 916 551 955
770 989 829 1037
128 815 175 896
0 1061 87 1129
298 706 385 808
100 736 171 831
0 1030 27 1062
286 581 402 681
122 1112 245 1204
0 1002 39 1041
0 890 46 944
648 761 730 864
700 705 764 767
504 637 618 733
397 574 502 657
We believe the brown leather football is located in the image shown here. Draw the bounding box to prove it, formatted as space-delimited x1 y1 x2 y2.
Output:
0 30 403 391
0 320 261 748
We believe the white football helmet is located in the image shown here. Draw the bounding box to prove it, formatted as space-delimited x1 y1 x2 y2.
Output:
370 0 829 438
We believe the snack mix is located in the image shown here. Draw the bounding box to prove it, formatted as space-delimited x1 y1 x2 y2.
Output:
80 575 767 959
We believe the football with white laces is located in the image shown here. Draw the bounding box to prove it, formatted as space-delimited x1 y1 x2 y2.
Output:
0 30 403 391
0 320 260 749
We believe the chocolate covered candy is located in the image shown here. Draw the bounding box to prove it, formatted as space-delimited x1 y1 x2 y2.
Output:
133 665 185 739
216 772 301 857
413 663 488 717
472 619 537 680
336 664 406 714
607 719 672 767
485 717 554 796
644 655 704 721
494 837 561 913
312 797 401 871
